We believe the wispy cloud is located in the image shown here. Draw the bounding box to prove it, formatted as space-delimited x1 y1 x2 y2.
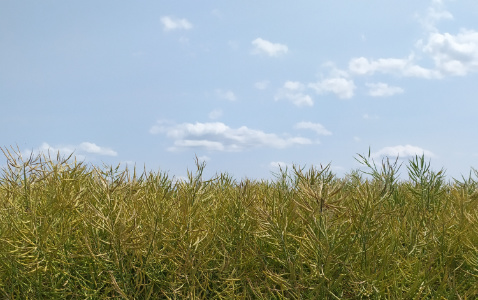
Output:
269 161 292 169
33 143 78 158
215 89 236 101
160 16 193 31
366 82 404 97
294 121 332 136
251 38 288 57
372 145 435 159
24 142 117 160
416 0 453 32
275 81 313 107
198 155 211 163
228 40 240 50
348 56 440 79
150 121 313 152
362 113 379 120
254 80 270 90
208 109 223 120
78 142 118 156
211 9 223 19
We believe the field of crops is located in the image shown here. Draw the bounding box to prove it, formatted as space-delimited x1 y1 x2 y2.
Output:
1 146 478 299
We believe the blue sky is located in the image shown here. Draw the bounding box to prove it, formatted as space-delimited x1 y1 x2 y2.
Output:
2 0 478 181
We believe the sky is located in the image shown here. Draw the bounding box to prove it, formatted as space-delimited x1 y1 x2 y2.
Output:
2 0 478 181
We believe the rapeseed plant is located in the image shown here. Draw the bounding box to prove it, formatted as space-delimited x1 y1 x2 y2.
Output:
0 146 477 299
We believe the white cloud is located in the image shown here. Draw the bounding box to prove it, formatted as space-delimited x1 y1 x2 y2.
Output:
416 0 453 31
216 89 236 101
372 145 435 159
228 40 240 50
121 160 136 168
353 136 361 142
150 121 313 152
211 9 223 18
309 76 356 99
275 81 314 107
307 64 356 99
24 142 117 161
254 80 270 90
348 2 478 80
366 82 404 97
426 6 453 25
288 94 313 107
197 155 211 162
284 81 302 90
419 29 478 76
269 161 291 169
160 16 193 31
251 38 288 57
362 113 379 120
208 109 223 120
132 51 145 57
174 140 225 151
79 142 118 156
331 165 346 174
34 142 78 158
294 121 332 136
178 37 190 44
348 56 440 79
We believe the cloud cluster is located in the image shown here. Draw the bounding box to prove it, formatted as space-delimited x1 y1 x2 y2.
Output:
150 121 315 152
153 1 474 161
347 1 478 83
161 1 478 105
420 30 478 76
348 27 478 80
275 68 356 106
295 1 478 101
416 1 478 77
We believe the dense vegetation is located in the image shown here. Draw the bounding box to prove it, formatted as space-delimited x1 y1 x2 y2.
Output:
1 146 477 299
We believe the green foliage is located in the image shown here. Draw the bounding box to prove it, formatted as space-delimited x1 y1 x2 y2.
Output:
1 146 478 299
407 154 447 211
